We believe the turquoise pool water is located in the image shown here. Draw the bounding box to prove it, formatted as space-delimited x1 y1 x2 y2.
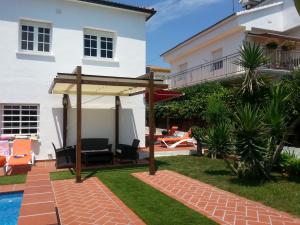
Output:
0 192 23 225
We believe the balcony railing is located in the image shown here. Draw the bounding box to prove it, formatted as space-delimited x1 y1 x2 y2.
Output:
167 50 300 89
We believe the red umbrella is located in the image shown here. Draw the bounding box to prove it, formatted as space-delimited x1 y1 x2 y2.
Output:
145 90 184 103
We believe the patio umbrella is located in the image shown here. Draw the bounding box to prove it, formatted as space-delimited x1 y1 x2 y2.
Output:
145 90 183 103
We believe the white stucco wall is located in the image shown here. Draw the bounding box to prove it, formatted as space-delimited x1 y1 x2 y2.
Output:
238 2 284 31
172 31 245 70
0 0 148 159
281 0 300 30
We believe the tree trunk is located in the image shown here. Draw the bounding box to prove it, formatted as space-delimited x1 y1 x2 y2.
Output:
196 139 203 156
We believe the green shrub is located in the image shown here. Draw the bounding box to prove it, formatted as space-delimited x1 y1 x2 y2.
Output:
161 129 168 135
279 151 300 176
191 126 205 140
286 158 300 176
204 94 230 126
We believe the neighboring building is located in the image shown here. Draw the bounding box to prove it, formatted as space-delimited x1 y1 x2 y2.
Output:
162 0 300 89
0 0 155 160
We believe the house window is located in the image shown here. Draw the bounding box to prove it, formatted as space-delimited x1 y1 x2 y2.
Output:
211 49 223 71
0 104 39 135
21 25 34 51
20 20 51 53
38 27 50 52
84 29 115 59
84 35 97 57
177 63 188 81
100 37 113 58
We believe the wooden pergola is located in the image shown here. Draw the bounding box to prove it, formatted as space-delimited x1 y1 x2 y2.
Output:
49 66 168 182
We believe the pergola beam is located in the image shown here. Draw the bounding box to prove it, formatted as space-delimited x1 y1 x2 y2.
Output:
53 77 168 88
48 75 168 95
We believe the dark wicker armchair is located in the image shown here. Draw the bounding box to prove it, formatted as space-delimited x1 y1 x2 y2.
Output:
115 139 140 163
52 143 76 169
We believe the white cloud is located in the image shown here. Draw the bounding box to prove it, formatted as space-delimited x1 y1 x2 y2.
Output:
148 0 223 31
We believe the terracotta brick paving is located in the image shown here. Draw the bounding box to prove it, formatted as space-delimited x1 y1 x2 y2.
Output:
52 177 145 225
0 183 25 193
133 170 300 225
18 166 58 225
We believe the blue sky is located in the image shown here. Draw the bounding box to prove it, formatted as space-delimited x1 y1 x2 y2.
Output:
120 0 242 67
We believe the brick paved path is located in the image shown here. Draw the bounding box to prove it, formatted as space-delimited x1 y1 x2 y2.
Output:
18 166 58 225
52 177 145 225
133 170 300 225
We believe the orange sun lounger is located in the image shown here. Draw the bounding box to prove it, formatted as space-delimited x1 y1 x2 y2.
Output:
157 129 195 148
4 139 35 175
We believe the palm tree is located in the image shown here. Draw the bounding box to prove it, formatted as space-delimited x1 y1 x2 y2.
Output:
295 0 300 16
235 42 269 95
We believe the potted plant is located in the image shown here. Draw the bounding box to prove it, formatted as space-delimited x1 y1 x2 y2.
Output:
281 41 296 51
191 126 204 156
161 129 168 136
266 41 278 50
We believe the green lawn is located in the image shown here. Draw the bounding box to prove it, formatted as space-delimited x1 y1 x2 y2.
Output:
51 166 217 225
0 174 26 185
51 155 300 220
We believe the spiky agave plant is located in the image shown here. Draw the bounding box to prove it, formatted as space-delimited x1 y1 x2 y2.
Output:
235 42 269 95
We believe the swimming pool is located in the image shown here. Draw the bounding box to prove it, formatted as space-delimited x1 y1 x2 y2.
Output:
0 192 23 225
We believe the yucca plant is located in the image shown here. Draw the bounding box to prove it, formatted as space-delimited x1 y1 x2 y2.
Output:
265 83 289 140
234 104 269 179
264 83 290 173
295 0 300 16
235 42 269 95
204 122 233 159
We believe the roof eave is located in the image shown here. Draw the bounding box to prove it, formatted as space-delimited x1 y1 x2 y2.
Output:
77 0 156 21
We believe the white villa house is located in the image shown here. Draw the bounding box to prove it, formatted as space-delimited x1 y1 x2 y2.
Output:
162 0 300 89
0 0 155 160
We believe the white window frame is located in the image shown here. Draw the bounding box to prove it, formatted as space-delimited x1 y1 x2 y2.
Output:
83 28 117 61
19 19 52 54
211 48 223 71
0 104 40 136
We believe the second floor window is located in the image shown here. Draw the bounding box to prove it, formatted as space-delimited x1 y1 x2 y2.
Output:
177 63 188 81
21 25 34 51
20 20 51 53
211 49 223 71
84 29 115 59
84 35 97 57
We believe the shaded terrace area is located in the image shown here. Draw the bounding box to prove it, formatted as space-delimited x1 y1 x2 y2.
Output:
49 66 168 182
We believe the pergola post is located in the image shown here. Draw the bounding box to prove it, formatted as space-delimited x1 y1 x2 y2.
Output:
115 96 120 150
62 94 69 147
76 66 82 183
148 72 156 175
